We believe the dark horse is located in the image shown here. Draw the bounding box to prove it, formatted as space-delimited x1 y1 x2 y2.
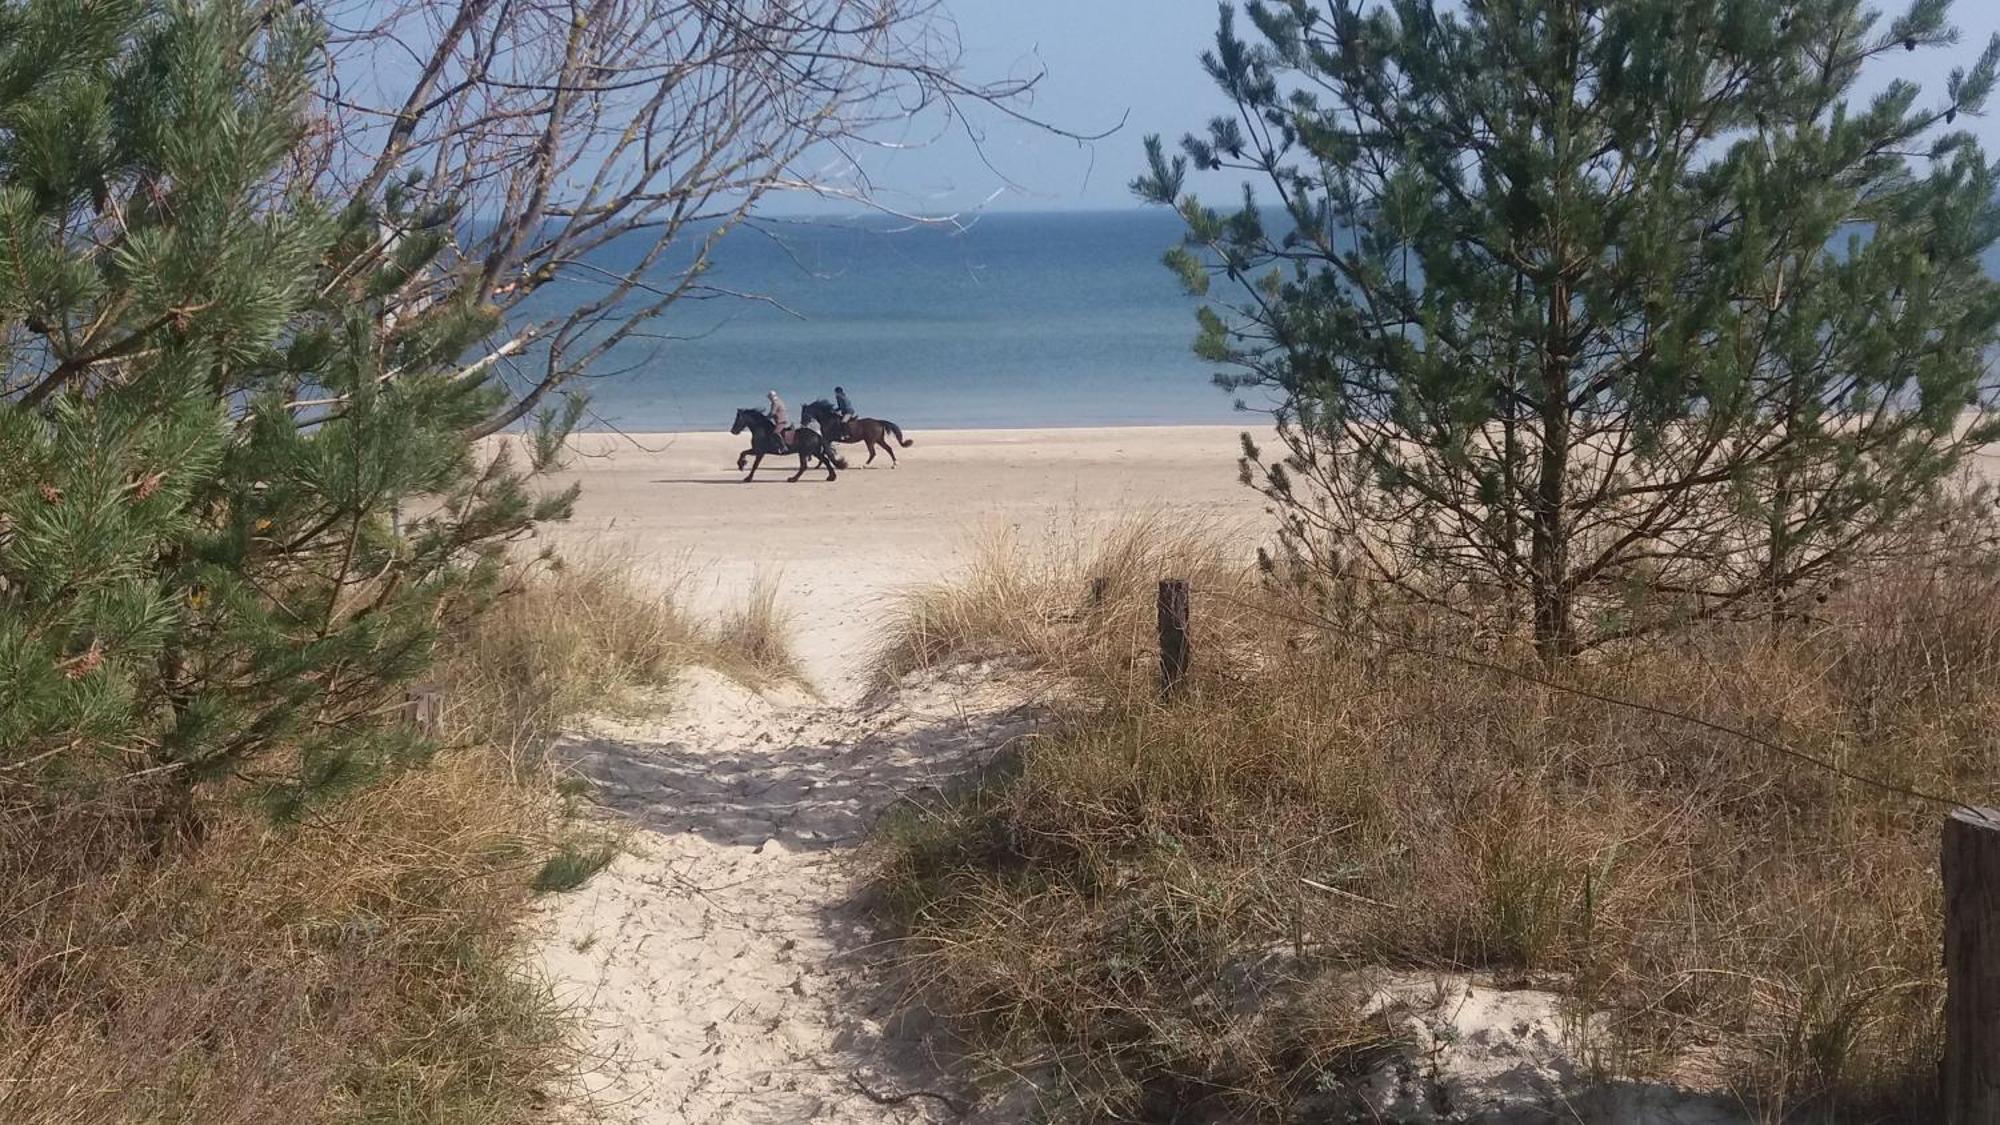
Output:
801 399 914 468
731 408 840 482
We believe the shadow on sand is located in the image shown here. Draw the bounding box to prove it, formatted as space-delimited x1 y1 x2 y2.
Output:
557 698 1037 851
647 476 811 485
551 685 1042 1119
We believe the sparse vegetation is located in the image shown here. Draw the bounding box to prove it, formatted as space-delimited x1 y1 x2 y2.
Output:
866 515 2000 1122
872 512 1260 692
435 552 704 752
435 551 806 756
714 569 805 685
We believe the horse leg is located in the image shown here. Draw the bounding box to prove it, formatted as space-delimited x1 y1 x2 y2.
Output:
884 437 898 467
790 448 808 482
864 438 878 465
737 447 754 471
743 452 763 481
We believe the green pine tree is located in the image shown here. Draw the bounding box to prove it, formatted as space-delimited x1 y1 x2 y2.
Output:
1137 0 2000 659
0 0 575 820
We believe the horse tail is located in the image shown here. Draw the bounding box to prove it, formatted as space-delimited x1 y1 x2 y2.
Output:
886 421 913 447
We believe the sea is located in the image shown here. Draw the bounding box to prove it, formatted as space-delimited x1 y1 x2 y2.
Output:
529 208 2000 434
535 208 1240 433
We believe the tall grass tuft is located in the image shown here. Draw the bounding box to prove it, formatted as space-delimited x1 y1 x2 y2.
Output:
438 551 805 758
713 568 801 684
435 552 706 756
871 510 1260 694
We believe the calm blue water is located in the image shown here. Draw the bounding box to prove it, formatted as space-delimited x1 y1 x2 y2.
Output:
534 209 1236 432
526 209 2000 433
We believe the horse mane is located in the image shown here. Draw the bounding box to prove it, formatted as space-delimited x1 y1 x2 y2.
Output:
804 398 834 413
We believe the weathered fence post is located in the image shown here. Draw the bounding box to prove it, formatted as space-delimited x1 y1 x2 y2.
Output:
404 684 444 739
1157 578 1189 699
1944 805 2000 1123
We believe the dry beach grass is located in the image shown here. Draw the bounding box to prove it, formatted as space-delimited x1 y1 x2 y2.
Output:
863 513 2000 1122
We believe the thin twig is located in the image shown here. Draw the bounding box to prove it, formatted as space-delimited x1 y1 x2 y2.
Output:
847 1071 970 1117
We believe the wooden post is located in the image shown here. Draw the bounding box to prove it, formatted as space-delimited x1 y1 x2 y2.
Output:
405 684 444 739
1157 579 1189 699
1945 805 2000 1123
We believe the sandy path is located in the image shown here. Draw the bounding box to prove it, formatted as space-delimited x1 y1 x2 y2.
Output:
531 426 1256 1123
537 665 1041 1124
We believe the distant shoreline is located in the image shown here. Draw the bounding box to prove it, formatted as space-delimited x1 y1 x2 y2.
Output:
560 420 1260 441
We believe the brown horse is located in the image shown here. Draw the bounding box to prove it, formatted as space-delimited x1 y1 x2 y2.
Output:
802 399 914 467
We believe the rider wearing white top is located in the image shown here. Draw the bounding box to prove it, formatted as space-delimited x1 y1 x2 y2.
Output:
766 390 790 450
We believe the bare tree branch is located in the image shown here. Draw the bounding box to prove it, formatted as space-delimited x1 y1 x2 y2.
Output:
302 0 1105 439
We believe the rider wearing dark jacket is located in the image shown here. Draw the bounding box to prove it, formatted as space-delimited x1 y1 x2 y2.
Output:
834 385 855 420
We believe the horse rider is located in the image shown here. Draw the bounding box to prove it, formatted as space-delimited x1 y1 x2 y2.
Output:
767 389 791 451
834 385 856 421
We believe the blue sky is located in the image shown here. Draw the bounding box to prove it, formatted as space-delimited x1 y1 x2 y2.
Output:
836 0 2000 214
838 1 1227 213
